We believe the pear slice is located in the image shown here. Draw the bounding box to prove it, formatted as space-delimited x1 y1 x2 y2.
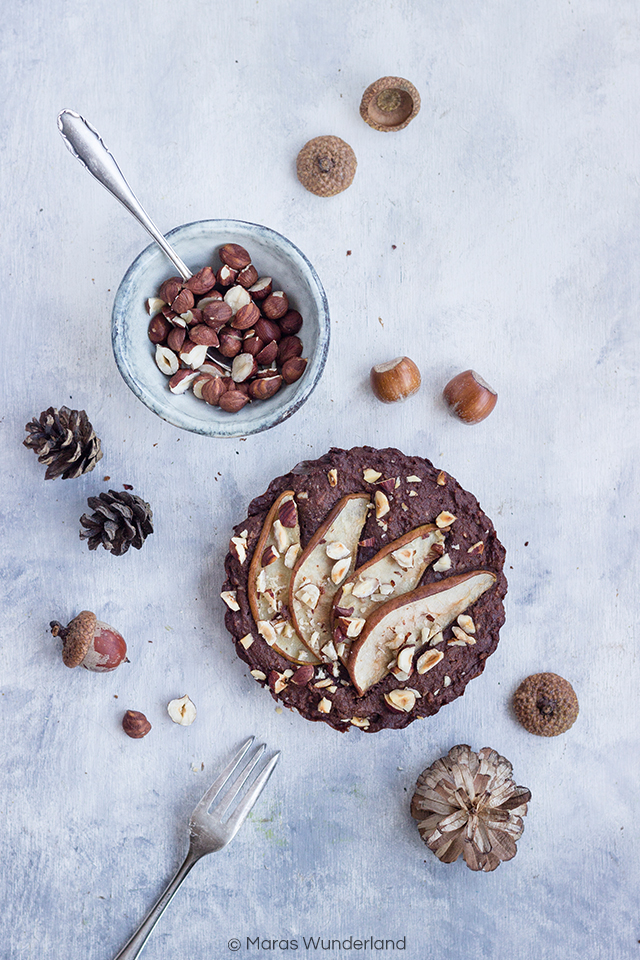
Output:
348 570 496 695
331 524 445 664
289 493 370 660
247 490 319 665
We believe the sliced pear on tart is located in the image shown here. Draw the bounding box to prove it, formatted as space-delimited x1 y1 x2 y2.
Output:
331 523 445 664
289 493 370 661
247 490 319 665
348 570 496 696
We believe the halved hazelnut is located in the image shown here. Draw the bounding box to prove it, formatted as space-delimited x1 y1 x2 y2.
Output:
443 370 497 424
370 356 421 403
155 344 179 376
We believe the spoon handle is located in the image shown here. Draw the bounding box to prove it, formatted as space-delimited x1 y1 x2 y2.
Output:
57 109 191 280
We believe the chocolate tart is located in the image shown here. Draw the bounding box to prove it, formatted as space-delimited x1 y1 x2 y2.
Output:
221 446 506 733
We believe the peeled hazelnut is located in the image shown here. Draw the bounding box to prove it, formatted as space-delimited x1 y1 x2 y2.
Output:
50 611 127 672
167 694 197 726
232 352 258 383
219 243 251 271
224 285 252 315
122 710 151 739
370 356 421 403
443 370 497 424
262 291 289 320
179 340 208 369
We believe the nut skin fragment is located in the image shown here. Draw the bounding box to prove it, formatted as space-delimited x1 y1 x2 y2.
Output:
360 77 421 132
297 136 357 197
513 673 579 736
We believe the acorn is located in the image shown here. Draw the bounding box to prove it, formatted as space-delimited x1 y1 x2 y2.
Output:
50 611 127 672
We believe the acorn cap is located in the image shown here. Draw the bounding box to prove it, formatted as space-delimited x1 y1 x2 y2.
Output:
296 136 357 197
513 672 579 736
51 611 96 668
360 76 420 132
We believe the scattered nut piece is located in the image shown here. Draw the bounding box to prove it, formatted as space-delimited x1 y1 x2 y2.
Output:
363 468 383 483
167 695 197 726
317 696 332 713
436 511 456 528
239 634 254 649
220 590 240 611
406 475 422 483
384 689 417 712
433 553 452 572
250 669 267 681
416 649 444 674
436 471 447 485
350 717 370 728
375 490 390 519
457 615 475 634
327 468 338 487
331 557 351 585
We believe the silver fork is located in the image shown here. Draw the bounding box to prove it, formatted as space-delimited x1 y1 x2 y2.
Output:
113 737 280 960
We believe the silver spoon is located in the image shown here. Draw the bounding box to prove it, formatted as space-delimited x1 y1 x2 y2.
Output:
57 109 192 280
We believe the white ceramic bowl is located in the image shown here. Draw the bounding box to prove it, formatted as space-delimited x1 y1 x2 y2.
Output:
112 220 330 438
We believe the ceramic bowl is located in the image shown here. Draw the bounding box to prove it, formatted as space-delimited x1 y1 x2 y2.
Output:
112 219 330 438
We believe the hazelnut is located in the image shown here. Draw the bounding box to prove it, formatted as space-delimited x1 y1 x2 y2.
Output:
255 340 279 365
189 324 220 347
201 376 227 406
281 356 307 384
370 356 421 403
443 370 497 424
50 611 127 672
158 277 183 303
236 264 259 288
169 369 198 394
147 314 171 344
202 301 233 327
219 243 251 271
216 264 238 288
155 344 179 376
217 328 243 358
224 285 252 316
166 326 186 353
262 291 289 320
278 310 303 336
248 375 283 400
243 333 265 357
219 390 249 413
277 335 303 364
231 353 258 383
185 267 216 295
167 694 197 726
249 277 273 300
122 710 151 739
179 340 208 369
171 288 195 314
254 317 281 344
231 301 261 330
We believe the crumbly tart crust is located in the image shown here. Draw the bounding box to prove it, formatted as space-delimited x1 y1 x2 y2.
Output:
222 446 507 733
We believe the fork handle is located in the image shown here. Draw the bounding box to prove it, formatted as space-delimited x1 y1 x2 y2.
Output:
112 850 201 960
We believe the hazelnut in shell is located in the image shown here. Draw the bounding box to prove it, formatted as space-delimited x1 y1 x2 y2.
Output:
50 611 127 672
370 356 421 403
443 370 497 424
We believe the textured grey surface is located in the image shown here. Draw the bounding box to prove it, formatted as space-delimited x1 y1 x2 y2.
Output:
1 1 639 958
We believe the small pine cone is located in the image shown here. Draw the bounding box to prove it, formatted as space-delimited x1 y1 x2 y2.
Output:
411 744 531 872
80 489 153 557
24 406 103 480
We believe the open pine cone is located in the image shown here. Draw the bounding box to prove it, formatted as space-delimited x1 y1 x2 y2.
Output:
23 406 102 480
411 744 531 872
79 490 153 556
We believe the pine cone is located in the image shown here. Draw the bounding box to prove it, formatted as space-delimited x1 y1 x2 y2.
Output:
411 744 531 872
24 406 102 480
79 490 153 556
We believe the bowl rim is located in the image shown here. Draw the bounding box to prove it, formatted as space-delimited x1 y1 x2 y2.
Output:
111 218 330 438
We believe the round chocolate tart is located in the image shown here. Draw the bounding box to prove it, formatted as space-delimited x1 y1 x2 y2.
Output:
221 446 507 733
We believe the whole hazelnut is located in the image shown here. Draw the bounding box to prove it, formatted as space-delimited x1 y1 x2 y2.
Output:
122 710 152 739
219 390 249 413
443 370 497 424
370 356 421 403
147 314 172 344
158 277 183 304
50 611 127 672
278 310 303 336
219 243 251 271
262 291 289 320
277 335 303 364
281 356 308 384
